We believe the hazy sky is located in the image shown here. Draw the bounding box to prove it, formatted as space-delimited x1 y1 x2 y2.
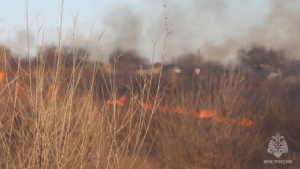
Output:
1 0 299 62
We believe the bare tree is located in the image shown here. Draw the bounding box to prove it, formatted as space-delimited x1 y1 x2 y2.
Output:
238 45 285 69
37 45 89 68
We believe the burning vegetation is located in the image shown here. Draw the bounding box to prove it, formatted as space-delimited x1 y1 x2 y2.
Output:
0 42 300 168
0 1 300 167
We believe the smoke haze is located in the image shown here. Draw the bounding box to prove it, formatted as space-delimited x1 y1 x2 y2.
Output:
2 0 300 63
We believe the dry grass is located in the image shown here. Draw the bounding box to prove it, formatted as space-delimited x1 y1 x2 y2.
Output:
0 2 299 169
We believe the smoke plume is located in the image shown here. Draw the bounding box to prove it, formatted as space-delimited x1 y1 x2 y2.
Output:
2 0 300 63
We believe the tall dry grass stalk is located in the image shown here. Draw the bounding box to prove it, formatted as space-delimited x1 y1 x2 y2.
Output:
0 2 178 169
1 2 300 169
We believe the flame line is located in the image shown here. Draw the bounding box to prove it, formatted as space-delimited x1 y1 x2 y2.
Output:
106 96 256 128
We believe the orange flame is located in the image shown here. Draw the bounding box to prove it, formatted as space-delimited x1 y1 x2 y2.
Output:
172 105 185 114
230 117 254 127
0 71 4 91
44 84 61 99
139 101 153 109
0 71 4 81
106 96 128 106
120 96 128 103
198 109 217 118
106 95 255 128
141 102 254 128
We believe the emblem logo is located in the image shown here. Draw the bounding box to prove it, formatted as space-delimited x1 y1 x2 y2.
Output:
268 131 288 158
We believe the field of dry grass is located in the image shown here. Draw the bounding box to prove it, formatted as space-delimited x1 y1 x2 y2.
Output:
0 1 300 169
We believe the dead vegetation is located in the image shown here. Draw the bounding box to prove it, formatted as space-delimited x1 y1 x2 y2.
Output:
0 2 299 169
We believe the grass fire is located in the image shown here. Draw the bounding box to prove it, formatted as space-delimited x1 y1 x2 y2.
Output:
0 0 300 168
